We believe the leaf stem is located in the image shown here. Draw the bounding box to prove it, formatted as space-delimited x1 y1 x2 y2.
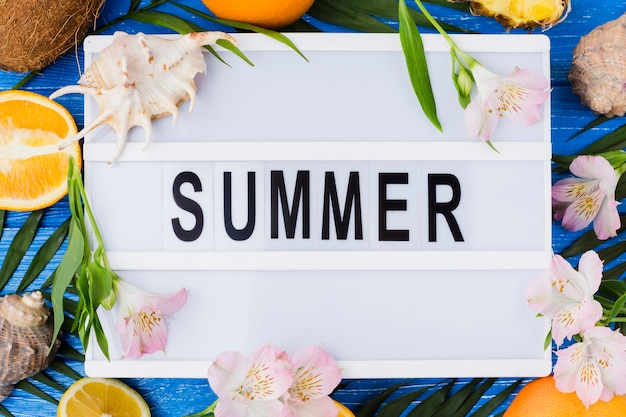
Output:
412 0 476 66
69 157 109 269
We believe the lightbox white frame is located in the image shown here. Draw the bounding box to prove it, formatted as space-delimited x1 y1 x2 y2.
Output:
82 32 553 379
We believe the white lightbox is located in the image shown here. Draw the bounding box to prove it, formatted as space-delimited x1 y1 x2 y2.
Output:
82 33 552 378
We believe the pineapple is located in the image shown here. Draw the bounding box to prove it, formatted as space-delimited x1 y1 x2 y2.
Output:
454 0 570 31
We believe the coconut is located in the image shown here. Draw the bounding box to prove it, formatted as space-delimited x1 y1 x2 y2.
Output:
0 0 104 73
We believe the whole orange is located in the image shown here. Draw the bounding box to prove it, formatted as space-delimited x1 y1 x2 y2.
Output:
504 376 626 417
201 0 315 29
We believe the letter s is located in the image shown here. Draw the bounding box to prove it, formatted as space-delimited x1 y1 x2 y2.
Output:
171 171 204 242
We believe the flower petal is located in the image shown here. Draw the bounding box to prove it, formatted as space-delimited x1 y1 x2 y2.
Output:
289 346 342 401
464 95 500 141
152 288 188 315
554 340 603 408
552 178 594 203
551 299 602 346
577 251 603 293
560 190 602 232
570 155 618 183
208 350 247 398
464 64 548 142
286 397 338 417
593 197 621 240
554 327 626 408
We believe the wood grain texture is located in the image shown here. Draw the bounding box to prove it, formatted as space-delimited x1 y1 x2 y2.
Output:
1 1 625 416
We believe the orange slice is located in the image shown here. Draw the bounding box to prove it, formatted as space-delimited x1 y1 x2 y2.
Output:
504 376 626 417
0 90 80 211
57 378 151 417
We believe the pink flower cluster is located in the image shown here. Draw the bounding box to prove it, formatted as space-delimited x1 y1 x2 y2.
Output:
207 344 342 417
552 155 621 240
528 251 626 408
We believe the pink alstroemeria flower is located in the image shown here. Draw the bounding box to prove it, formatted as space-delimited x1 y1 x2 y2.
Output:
207 344 294 417
527 251 603 346
114 279 188 359
554 326 626 408
284 346 343 417
464 64 549 143
552 155 620 240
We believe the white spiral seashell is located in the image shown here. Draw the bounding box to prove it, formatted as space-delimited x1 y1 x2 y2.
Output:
50 31 237 163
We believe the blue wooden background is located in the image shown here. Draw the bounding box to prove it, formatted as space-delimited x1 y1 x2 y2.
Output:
1 1 625 416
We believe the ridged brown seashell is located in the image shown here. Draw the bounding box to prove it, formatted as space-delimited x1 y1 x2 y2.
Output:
0 291 60 401
568 13 626 117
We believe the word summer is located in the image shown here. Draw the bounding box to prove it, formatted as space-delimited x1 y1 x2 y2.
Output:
165 166 470 251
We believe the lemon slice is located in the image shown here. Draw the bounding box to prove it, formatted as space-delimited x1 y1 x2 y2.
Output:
335 400 355 417
57 378 150 417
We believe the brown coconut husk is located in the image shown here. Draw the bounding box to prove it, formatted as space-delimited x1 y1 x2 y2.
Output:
0 0 104 73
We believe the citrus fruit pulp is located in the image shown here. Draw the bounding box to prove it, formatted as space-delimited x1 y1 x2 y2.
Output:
200 0 314 29
504 376 626 417
57 378 150 417
0 90 80 211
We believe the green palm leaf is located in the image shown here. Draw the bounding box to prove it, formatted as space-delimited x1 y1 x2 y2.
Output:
47 360 83 381
579 123 626 154
15 380 58 404
407 380 453 416
31 372 67 393
471 379 523 417
355 380 415 417
0 210 5 240
451 379 497 417
376 385 433 416
16 217 70 293
567 115 611 141
604 262 626 281
559 214 626 258
0 404 14 417
0 210 43 289
0 209 85 412
353 378 519 416
309 0 397 32
308 0 472 33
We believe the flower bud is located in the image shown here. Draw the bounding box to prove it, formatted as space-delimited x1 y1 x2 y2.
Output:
455 66 474 97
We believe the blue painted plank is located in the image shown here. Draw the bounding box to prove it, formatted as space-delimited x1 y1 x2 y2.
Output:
1 1 624 416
